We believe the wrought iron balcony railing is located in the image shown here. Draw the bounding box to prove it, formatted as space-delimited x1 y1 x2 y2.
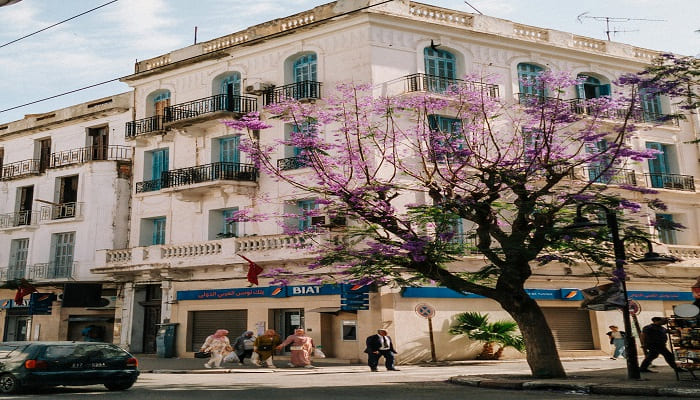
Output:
277 156 311 171
0 265 27 281
645 173 695 191
164 94 258 123
125 115 165 139
404 73 500 97
585 167 637 186
27 261 75 280
136 162 258 193
49 145 131 168
0 211 39 229
40 202 84 221
0 159 41 180
263 81 322 105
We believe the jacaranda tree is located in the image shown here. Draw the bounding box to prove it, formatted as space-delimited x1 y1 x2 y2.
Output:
224 68 674 378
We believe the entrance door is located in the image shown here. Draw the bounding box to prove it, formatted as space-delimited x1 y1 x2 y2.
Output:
274 309 304 352
142 305 161 353
88 127 108 160
4 316 31 341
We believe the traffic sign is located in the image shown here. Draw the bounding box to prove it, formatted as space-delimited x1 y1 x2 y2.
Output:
415 303 436 319
628 300 642 315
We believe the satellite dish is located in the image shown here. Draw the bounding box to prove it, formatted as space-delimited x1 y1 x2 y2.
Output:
674 304 700 318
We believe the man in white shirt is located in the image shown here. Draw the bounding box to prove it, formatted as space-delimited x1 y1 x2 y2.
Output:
364 328 399 372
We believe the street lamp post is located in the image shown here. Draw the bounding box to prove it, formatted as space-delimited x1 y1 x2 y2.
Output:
570 202 678 380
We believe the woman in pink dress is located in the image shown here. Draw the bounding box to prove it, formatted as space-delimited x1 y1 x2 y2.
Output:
277 328 315 368
200 329 231 368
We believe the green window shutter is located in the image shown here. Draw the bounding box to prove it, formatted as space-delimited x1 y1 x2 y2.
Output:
152 218 166 245
219 137 240 164
517 63 544 97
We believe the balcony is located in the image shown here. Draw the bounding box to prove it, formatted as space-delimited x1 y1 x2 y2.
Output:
585 167 637 186
645 173 695 191
402 73 499 97
136 162 258 194
277 156 310 171
26 261 75 280
0 265 27 281
164 94 258 128
125 115 165 139
40 202 84 221
49 145 131 168
0 211 39 229
263 81 322 106
0 159 41 180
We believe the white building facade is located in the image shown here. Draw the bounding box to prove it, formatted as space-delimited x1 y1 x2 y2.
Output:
88 0 699 362
0 93 133 343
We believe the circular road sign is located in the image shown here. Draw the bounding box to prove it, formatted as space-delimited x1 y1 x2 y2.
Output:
628 300 642 315
415 303 436 319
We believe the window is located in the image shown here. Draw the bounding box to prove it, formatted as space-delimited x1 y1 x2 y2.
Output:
293 54 317 83
646 142 670 188
219 73 241 112
640 89 663 121
655 214 677 244
148 148 169 189
219 137 240 164
428 115 462 161
153 92 171 117
517 63 544 97
15 186 34 226
51 232 75 278
87 126 109 160
36 138 51 173
152 218 166 245
576 75 610 99
8 238 29 280
297 200 318 231
424 47 456 92
209 208 239 239
587 140 614 183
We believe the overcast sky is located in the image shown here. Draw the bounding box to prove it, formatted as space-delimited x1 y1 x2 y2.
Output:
0 0 697 124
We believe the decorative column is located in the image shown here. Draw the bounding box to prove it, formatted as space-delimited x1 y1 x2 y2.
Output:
118 282 135 350
161 280 173 323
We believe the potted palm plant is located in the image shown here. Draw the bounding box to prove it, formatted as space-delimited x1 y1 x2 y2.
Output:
449 312 525 360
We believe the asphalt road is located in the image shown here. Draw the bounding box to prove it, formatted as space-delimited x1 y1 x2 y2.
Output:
1 361 664 400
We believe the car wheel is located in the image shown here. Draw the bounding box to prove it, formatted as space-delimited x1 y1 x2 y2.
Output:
0 373 19 394
104 380 135 391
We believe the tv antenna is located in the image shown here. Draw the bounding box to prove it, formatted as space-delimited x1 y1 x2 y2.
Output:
576 12 665 41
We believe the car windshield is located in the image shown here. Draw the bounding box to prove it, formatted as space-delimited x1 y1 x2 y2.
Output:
0 345 25 358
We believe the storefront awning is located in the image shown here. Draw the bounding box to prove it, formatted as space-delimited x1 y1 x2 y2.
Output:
308 307 342 314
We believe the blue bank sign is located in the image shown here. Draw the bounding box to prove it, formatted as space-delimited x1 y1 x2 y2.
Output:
177 283 370 301
400 287 692 302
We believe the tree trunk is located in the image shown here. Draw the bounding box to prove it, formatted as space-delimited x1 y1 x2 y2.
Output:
499 290 567 378
477 342 494 360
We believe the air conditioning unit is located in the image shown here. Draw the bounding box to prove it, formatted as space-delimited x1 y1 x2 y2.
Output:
244 82 273 95
87 296 117 309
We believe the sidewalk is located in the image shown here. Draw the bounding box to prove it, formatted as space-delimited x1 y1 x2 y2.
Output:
449 363 700 398
136 354 357 373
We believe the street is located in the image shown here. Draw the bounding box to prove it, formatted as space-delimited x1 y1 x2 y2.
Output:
2 359 666 399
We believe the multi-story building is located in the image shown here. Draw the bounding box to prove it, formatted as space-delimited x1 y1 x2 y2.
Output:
90 0 698 361
0 93 132 343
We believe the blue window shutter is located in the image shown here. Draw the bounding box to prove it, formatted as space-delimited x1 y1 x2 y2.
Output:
297 200 317 231
424 48 456 92
219 137 240 164
294 54 317 82
151 149 169 186
152 218 166 245
599 84 611 96
222 208 238 236
655 213 677 244
517 63 544 96
646 142 668 188
576 83 585 99
220 73 241 95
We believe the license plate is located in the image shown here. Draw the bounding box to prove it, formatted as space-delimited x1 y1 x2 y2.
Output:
71 362 107 368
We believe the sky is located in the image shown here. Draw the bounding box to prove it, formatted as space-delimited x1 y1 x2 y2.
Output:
0 0 697 124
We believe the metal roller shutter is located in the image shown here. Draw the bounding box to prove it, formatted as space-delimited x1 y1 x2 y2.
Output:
542 308 594 350
190 310 248 351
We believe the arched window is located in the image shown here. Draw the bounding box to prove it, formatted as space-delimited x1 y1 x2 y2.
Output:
517 63 544 97
220 73 241 95
424 48 456 92
293 54 317 83
576 75 610 99
152 91 171 117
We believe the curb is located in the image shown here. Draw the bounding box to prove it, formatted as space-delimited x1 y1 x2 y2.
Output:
146 368 277 374
449 376 700 397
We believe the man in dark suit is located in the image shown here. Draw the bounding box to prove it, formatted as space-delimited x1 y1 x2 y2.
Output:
364 328 399 372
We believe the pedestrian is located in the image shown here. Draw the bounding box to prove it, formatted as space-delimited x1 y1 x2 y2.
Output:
639 317 677 372
276 328 315 368
200 329 231 369
254 329 281 367
232 330 257 365
605 325 626 360
364 328 399 372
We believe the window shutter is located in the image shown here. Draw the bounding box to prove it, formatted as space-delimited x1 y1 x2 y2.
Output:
599 84 611 96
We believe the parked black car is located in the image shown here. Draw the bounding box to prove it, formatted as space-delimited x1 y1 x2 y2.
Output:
0 341 139 394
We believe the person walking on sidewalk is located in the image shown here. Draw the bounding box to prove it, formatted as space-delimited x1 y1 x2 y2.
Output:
640 317 677 372
277 328 315 368
606 325 626 360
201 329 231 369
365 328 399 372
254 329 281 367
232 330 256 365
